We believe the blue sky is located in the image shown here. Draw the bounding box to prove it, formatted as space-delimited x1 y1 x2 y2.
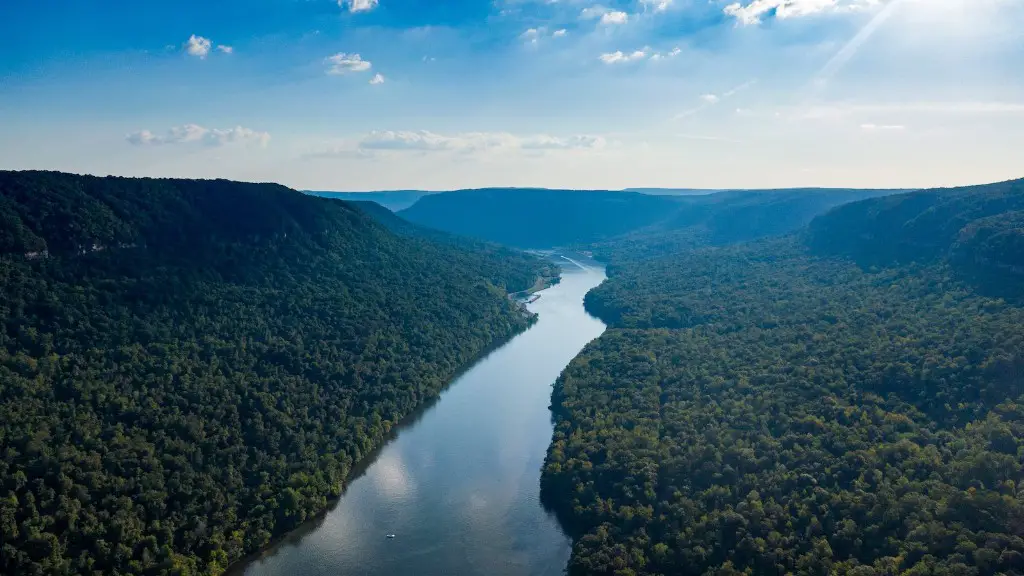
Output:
1 0 1022 190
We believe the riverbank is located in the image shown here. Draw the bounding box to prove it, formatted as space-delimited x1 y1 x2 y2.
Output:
224 282 553 575
510 273 560 299
226 273 566 575
233 263 606 576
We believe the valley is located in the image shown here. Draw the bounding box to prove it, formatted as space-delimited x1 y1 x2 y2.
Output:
2 172 1023 576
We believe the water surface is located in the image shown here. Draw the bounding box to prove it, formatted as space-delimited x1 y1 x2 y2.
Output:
239 259 606 576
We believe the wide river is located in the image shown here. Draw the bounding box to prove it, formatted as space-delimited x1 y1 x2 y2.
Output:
237 258 607 576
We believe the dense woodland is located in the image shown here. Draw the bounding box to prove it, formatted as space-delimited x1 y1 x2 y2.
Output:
398 187 899 251
5 169 1023 576
542 179 1024 575
0 171 554 575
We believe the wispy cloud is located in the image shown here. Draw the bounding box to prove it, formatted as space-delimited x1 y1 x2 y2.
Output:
641 0 673 12
724 0 881 26
216 45 234 54
860 123 905 131
674 80 757 120
600 11 629 25
127 124 270 147
724 80 758 97
325 53 372 75
521 27 542 43
340 0 379 13
346 130 606 154
649 47 681 61
184 35 212 59
599 50 647 64
521 27 567 44
520 135 607 150
369 73 385 85
580 5 609 19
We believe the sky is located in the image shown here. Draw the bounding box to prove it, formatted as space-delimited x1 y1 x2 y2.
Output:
1 0 1023 191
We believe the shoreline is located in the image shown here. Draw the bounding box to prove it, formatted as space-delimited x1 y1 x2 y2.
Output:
510 272 560 300
225 274 563 575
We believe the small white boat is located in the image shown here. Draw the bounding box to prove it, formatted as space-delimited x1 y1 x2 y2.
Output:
386 534 396 539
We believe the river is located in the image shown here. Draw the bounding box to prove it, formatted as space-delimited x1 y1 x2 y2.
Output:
236 258 607 576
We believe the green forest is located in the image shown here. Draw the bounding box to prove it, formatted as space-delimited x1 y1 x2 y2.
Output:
398 187 898 250
5 169 1023 576
542 178 1024 575
0 171 554 575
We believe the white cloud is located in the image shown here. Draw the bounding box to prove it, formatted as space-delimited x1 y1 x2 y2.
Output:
599 50 647 64
184 35 212 59
326 53 372 75
641 0 672 12
650 46 681 61
355 130 605 153
520 135 607 149
340 0 379 12
217 45 233 54
361 130 503 151
860 123 906 131
521 27 542 43
127 124 271 147
522 27 567 42
701 94 720 104
580 5 608 19
600 10 629 24
369 73 385 85
723 0 879 25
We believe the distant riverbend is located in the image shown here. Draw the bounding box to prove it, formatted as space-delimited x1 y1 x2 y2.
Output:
233 257 607 576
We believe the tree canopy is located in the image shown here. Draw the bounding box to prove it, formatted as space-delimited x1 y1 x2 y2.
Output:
0 171 553 575
542 179 1024 576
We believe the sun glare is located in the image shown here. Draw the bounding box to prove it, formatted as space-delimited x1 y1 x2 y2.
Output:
900 0 1012 34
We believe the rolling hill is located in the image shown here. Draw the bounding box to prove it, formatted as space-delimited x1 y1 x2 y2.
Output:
398 187 903 253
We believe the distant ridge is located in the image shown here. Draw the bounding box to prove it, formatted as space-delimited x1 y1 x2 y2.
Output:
306 190 434 211
397 187 903 250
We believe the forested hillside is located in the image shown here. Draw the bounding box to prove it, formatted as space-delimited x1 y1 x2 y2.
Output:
400 188 679 248
807 178 1024 297
349 200 559 290
0 171 552 576
398 187 899 253
586 188 903 263
542 179 1024 575
305 190 432 211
